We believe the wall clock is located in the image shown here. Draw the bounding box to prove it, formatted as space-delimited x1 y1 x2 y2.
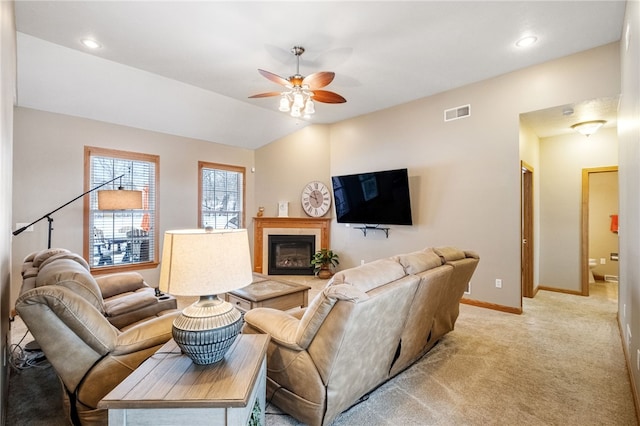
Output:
301 181 331 217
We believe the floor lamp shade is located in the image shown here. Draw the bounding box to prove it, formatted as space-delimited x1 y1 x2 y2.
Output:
159 228 253 364
97 189 143 210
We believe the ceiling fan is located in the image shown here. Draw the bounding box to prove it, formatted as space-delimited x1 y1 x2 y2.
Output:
249 46 346 118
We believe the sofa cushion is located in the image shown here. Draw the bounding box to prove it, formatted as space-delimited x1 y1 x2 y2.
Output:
96 272 147 298
32 248 71 267
39 252 90 271
103 288 157 317
35 259 104 313
395 248 443 274
434 246 467 262
296 284 368 348
329 258 406 293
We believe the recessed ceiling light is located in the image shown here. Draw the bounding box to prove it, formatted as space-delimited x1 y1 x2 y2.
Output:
516 35 538 48
81 38 101 49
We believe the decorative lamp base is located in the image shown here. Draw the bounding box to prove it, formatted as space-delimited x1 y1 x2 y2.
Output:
172 295 243 365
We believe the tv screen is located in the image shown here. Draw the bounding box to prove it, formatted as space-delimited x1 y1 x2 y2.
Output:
331 168 413 225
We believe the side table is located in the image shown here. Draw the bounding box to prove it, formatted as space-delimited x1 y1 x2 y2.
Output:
99 334 269 425
226 276 311 313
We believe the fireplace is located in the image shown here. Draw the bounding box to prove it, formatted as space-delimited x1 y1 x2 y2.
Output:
253 217 330 274
268 235 315 275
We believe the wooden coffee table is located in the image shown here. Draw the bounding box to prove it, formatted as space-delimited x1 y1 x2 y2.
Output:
225 275 311 313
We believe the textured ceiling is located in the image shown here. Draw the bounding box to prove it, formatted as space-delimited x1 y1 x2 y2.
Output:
14 1 626 148
521 96 620 138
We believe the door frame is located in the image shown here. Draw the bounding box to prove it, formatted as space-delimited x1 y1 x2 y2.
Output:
581 166 618 296
521 161 534 299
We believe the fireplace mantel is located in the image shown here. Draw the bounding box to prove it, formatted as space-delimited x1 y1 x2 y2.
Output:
253 217 331 274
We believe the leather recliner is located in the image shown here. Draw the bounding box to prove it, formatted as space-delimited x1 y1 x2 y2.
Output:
16 278 179 425
20 248 177 329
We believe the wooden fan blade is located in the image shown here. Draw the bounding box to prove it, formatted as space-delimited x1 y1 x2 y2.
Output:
303 71 335 89
311 90 346 104
258 69 290 87
248 92 282 99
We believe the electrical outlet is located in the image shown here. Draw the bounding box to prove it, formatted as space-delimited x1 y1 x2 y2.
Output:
464 282 471 294
360 260 365 266
495 279 502 288
600 258 606 265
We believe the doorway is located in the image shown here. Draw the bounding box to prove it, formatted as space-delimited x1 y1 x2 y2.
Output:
581 166 619 296
521 161 534 298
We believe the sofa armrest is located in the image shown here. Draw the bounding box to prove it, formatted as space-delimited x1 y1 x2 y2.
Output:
113 311 179 355
243 308 303 350
103 288 157 317
464 250 480 259
95 272 148 298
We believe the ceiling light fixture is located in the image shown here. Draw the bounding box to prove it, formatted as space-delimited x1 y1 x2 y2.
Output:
278 47 315 119
571 120 606 137
81 38 101 49
516 35 538 48
249 46 346 119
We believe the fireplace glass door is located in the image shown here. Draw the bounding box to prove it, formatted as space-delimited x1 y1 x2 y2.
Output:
268 235 315 275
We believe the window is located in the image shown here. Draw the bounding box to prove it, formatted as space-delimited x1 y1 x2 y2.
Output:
84 146 159 272
199 162 245 229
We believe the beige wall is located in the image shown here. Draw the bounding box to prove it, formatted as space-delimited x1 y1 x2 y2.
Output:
11 44 622 312
588 170 619 279
258 43 620 309
538 127 618 291
11 108 255 303
617 0 640 404
254 125 330 219
0 0 15 421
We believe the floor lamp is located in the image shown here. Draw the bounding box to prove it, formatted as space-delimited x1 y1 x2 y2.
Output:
13 174 142 248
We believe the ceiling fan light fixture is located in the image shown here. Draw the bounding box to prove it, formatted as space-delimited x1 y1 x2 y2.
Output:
304 99 315 115
571 120 606 137
249 45 345 119
293 91 305 108
279 94 290 112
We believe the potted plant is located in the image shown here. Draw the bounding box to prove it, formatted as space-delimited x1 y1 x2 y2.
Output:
311 248 340 279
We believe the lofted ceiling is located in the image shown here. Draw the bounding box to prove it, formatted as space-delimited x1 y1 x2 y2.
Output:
14 1 626 149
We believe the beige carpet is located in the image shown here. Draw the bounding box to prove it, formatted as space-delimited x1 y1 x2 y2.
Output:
268 280 637 425
8 280 637 425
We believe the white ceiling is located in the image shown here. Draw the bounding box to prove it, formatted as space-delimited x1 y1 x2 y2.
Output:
14 1 626 149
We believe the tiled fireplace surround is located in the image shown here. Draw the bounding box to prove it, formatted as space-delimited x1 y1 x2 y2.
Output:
253 217 331 274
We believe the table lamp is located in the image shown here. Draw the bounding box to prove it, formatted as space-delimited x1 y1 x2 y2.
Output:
158 228 253 365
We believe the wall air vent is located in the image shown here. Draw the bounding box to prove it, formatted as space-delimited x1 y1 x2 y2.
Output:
444 104 471 122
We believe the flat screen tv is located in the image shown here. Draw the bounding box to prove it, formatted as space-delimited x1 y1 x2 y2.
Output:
331 168 413 225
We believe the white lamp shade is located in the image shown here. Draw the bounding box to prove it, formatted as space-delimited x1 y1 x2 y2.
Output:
159 228 253 296
97 189 143 210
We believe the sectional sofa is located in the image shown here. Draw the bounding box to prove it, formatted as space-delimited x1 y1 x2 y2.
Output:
243 246 479 426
